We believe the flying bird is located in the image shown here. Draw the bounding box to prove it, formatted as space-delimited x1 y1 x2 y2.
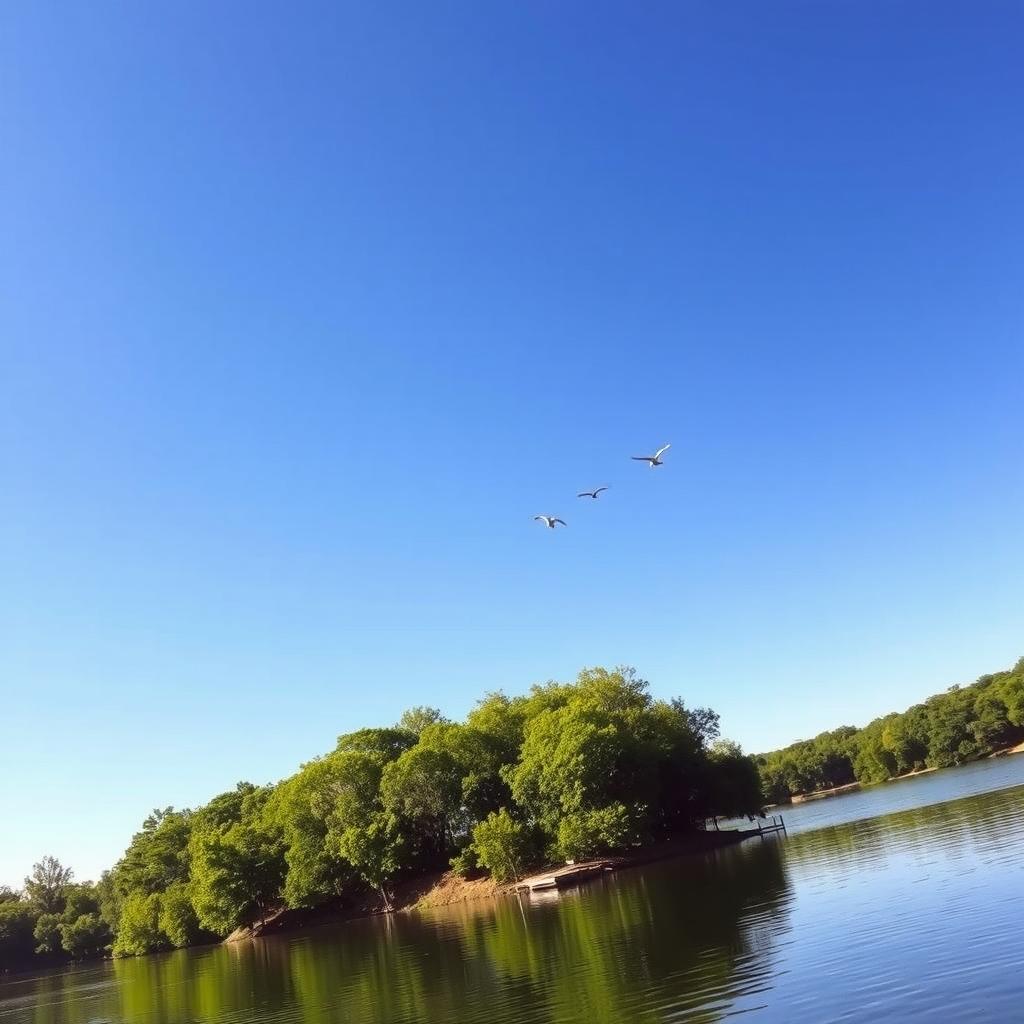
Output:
577 487 609 499
533 515 567 529
631 443 671 468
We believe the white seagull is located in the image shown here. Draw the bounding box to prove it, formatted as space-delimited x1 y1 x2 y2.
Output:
631 443 671 468
577 487 609 499
533 515 567 529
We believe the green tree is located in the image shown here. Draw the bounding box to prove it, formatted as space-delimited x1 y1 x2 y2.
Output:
509 704 623 834
33 912 63 954
157 883 201 948
704 740 763 818
398 706 449 736
997 659 1024 726
59 913 111 959
418 721 514 824
192 784 258 832
470 809 535 882
381 746 463 859
24 856 73 914
113 808 192 902
465 692 528 764
336 727 417 761
94 870 122 934
557 803 639 860
61 883 96 919
189 818 285 935
972 690 1013 752
852 730 895 784
112 892 164 957
881 708 929 774
332 812 404 910
268 756 357 909
0 901 38 970
925 687 978 768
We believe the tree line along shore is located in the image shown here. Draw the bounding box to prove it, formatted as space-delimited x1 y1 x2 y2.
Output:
2 658 1022 973
755 657 1024 802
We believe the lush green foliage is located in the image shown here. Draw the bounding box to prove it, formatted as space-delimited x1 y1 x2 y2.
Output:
24 856 74 915
40 659 1024 973
469 810 534 882
757 658 1024 801
0 860 114 967
0 902 38 967
112 893 163 958
59 913 112 959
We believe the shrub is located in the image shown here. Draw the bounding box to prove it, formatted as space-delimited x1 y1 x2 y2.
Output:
471 810 534 883
556 803 637 861
448 847 479 878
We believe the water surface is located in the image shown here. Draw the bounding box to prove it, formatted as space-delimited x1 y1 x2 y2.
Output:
3 756 1023 1023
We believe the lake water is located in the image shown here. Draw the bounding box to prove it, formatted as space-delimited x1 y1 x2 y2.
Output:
3 755 1023 1023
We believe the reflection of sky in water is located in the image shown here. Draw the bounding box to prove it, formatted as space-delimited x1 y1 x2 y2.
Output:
737 775 1024 1022
2 760 1023 1023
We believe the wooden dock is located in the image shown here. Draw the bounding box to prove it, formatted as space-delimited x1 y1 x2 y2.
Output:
513 821 787 895
514 860 616 893
754 814 787 836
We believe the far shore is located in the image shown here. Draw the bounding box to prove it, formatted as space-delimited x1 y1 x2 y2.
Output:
784 742 1024 805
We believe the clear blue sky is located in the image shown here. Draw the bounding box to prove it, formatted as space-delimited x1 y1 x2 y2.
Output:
2 1 1022 888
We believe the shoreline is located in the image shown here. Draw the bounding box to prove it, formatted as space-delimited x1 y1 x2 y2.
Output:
989 739 1024 758
784 744 1024 805
229 828 760 943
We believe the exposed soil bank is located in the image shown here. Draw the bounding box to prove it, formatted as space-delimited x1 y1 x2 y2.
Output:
791 781 861 803
990 739 1024 757
226 828 759 943
892 766 938 779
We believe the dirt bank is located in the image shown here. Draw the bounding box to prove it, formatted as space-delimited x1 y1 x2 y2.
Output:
791 781 861 803
990 739 1024 758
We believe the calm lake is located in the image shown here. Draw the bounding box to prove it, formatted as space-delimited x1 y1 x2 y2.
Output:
3 755 1023 1023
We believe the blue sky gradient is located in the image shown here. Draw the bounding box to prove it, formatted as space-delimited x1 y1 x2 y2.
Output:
2 1 1022 886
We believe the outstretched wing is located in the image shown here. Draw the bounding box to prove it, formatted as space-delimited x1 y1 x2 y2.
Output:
553 519 566 526
593 486 608 495
577 491 592 498
654 443 671 460
533 515 548 523
631 456 651 462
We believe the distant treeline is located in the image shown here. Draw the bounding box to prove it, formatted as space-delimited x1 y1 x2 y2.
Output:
1 667 761 971
757 658 1024 803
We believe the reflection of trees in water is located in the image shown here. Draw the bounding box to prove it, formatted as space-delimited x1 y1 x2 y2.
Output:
10 843 793 1024
14 791 1024 1024
109 940 297 1023
449 838 794 1024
